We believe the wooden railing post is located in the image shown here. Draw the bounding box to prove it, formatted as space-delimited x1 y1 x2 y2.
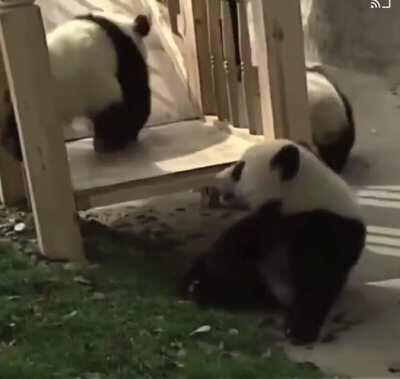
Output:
250 0 312 142
0 0 85 261
237 1 264 135
180 0 215 115
221 0 240 127
206 0 229 121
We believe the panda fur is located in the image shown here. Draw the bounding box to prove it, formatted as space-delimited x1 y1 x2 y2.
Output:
180 139 366 345
1 12 151 161
306 65 355 173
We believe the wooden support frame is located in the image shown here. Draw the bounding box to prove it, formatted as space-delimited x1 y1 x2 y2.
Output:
250 0 311 142
144 0 311 141
206 0 229 121
65 119 263 210
183 0 215 115
237 1 263 135
220 0 240 127
0 0 311 264
75 164 229 211
0 0 84 261
179 0 212 115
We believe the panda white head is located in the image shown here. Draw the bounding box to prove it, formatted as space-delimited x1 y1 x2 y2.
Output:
215 139 299 209
213 139 361 219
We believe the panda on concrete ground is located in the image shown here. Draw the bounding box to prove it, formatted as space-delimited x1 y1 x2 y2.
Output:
181 139 366 345
306 64 356 173
1 11 151 161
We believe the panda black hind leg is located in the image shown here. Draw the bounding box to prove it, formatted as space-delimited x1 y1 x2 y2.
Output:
316 122 355 173
91 103 142 153
179 203 283 311
284 212 366 345
83 13 151 154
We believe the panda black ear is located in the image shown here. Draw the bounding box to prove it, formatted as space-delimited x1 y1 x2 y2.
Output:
271 144 300 181
133 14 151 37
231 160 246 182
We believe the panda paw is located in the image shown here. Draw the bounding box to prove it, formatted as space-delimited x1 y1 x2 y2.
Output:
285 325 319 346
200 186 222 209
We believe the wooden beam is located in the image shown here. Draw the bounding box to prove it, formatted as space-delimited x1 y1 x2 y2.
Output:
179 0 207 114
237 1 263 135
76 165 229 210
220 0 240 127
250 0 311 142
206 0 229 121
65 119 263 209
190 0 216 115
0 2 85 261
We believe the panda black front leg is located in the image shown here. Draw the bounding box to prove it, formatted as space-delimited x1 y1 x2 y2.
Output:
281 211 365 345
285 266 349 345
92 103 141 153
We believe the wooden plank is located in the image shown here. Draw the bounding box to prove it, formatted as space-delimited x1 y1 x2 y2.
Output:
220 0 240 127
67 120 263 193
72 119 264 209
250 0 311 142
0 52 25 206
178 0 205 114
206 0 229 121
0 3 84 260
237 1 263 135
191 0 216 115
76 165 229 210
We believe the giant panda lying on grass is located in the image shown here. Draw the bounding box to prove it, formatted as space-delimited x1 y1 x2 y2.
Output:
181 139 366 345
1 12 151 161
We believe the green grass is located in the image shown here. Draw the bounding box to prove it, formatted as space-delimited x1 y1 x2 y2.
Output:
0 207 326 379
